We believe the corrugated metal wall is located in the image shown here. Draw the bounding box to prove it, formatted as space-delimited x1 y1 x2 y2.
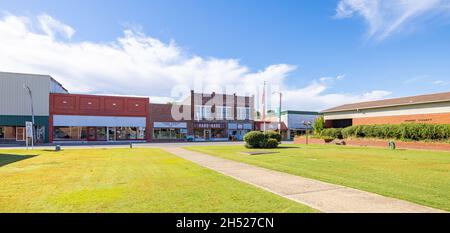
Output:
0 72 51 116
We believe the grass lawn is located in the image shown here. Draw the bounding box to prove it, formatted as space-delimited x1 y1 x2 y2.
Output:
185 144 450 211
0 148 315 213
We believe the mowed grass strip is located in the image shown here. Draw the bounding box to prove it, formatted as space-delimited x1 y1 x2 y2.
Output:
0 148 315 213
185 144 450 211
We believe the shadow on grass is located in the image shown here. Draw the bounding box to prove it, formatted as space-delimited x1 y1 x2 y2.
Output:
0 154 37 167
276 146 302 149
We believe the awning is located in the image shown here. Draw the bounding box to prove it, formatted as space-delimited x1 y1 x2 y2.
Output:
53 115 146 127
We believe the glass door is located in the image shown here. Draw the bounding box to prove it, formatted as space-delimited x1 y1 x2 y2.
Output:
96 127 106 141
107 127 116 141
87 127 96 141
204 129 211 140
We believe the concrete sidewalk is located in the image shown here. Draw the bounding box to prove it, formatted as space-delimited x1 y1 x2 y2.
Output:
163 147 446 213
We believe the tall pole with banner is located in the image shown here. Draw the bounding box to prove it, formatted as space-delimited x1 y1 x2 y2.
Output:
25 121 33 150
262 81 266 133
23 84 35 148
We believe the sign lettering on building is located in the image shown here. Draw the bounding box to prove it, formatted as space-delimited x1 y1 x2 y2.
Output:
194 123 225 129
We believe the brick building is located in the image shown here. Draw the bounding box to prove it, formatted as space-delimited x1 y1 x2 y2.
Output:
148 91 254 142
49 93 150 143
149 103 191 142
189 90 254 141
322 92 450 128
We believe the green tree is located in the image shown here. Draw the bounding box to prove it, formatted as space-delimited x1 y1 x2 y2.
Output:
313 116 325 135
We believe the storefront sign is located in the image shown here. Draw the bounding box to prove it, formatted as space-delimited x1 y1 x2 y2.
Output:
194 122 225 129
153 122 187 128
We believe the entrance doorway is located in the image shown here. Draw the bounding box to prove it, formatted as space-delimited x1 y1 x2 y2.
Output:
204 129 211 140
87 127 96 141
16 127 25 141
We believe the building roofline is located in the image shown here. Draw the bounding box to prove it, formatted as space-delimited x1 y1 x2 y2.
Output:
281 110 321 115
0 71 69 93
322 91 450 113
50 92 150 100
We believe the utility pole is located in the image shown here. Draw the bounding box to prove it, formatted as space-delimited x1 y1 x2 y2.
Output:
23 84 35 149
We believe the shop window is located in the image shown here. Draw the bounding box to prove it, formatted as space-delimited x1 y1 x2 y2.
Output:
54 127 87 140
153 128 186 140
0 126 16 139
96 127 107 141
108 127 116 141
211 129 226 138
194 129 204 139
116 127 145 140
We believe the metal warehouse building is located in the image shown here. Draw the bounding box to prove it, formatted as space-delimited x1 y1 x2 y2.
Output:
257 110 320 140
322 92 450 128
0 72 67 143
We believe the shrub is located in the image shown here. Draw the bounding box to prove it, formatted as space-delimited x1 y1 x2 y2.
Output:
244 131 280 148
338 123 450 141
320 128 343 139
265 131 282 143
244 131 266 148
265 138 279 148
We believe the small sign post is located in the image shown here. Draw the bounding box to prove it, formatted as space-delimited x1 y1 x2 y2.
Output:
25 121 33 150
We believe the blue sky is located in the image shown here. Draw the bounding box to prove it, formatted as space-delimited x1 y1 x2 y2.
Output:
1 0 450 110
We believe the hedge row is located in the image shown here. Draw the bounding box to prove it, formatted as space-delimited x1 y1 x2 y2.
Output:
320 123 450 141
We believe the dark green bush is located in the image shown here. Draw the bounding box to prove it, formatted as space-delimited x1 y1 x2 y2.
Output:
244 131 266 148
320 128 343 139
244 131 281 148
265 138 279 148
338 123 450 141
265 131 282 142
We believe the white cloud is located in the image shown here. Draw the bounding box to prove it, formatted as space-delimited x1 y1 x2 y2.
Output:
37 14 75 39
432 80 450 86
0 13 391 111
335 0 450 41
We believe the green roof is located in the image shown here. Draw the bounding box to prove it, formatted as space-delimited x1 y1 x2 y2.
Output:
281 110 321 115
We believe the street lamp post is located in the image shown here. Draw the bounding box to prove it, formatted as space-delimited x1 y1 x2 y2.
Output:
302 121 312 145
23 84 35 148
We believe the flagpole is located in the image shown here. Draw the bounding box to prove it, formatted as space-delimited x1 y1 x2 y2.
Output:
262 81 266 133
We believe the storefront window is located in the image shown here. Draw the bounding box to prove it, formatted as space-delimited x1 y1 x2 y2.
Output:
0 126 16 139
153 128 186 140
108 127 116 141
194 129 204 139
116 127 146 140
211 129 226 138
54 127 87 140
96 127 107 141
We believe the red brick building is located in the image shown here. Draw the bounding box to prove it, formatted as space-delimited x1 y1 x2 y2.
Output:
49 93 150 143
148 91 255 142
148 103 191 142
322 92 450 128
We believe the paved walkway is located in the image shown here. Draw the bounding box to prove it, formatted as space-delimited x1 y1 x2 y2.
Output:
163 147 446 213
